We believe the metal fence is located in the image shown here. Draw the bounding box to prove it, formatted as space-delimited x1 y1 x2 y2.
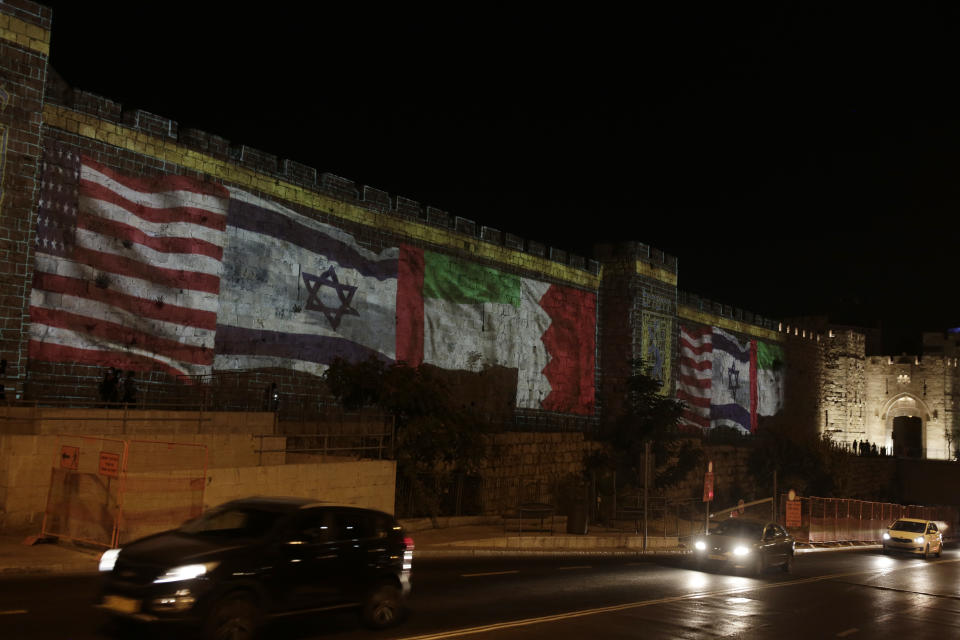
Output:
780 495 960 543
610 494 707 538
395 474 486 518
254 412 395 462
40 435 207 548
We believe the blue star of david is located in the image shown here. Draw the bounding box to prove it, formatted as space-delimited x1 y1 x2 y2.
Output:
302 267 359 330
727 365 740 392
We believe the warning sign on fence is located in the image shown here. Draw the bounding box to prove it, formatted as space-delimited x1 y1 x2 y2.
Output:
60 445 79 470
786 499 802 528
98 451 120 478
43 435 208 549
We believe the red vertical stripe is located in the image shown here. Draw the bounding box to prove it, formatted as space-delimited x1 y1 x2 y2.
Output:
750 339 758 433
396 245 424 366
539 284 596 415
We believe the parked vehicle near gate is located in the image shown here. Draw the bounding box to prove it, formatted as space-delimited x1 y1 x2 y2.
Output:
882 518 943 558
96 497 413 639
691 519 795 575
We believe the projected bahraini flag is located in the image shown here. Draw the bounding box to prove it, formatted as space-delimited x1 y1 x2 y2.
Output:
676 324 785 434
396 247 596 415
30 147 228 377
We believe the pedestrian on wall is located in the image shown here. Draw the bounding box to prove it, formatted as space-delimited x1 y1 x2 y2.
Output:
263 382 279 412
120 370 137 407
99 367 118 406
852 439 858 455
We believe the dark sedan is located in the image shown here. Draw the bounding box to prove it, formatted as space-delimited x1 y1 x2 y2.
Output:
691 519 795 575
97 497 413 639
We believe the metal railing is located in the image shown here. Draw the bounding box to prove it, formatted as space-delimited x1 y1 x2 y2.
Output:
0 403 214 434
780 495 960 543
253 424 395 463
610 494 706 538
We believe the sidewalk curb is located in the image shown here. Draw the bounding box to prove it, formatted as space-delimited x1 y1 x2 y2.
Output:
415 543 887 559
415 548 689 559
0 565 98 578
0 540 894 576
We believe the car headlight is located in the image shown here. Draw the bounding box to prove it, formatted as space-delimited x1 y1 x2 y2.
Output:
694 540 707 551
882 533 890 540
914 536 924 544
153 562 219 584
99 548 121 572
733 546 750 556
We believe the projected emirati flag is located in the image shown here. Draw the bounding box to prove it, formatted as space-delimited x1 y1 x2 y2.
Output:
396 247 596 415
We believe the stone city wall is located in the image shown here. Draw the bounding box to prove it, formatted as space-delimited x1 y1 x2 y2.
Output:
3 1 959 476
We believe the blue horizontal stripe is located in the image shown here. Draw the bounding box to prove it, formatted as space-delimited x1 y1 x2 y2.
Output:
228 199 397 281
711 332 750 362
710 402 751 429
214 325 392 365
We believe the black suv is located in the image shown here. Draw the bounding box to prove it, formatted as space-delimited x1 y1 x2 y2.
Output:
97 497 413 638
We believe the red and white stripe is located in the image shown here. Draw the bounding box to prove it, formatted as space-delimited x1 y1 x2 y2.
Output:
29 155 229 377
676 324 713 430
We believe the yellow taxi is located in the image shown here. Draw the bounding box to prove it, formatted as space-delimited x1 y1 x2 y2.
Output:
882 518 943 558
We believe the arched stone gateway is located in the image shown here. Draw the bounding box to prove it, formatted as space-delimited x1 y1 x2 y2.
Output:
881 394 932 458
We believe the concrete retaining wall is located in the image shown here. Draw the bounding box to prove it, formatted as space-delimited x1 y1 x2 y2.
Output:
0 407 275 435
0 431 396 535
204 460 395 514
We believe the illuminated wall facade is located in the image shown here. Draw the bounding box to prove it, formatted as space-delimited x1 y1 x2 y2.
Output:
2 1 959 460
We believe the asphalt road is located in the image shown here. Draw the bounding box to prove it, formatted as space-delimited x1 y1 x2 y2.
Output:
1 548 958 639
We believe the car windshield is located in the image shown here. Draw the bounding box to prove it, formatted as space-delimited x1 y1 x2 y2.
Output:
890 520 926 533
711 520 764 539
179 507 283 538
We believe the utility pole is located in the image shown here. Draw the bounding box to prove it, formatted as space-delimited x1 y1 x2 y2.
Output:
772 469 778 523
643 440 650 551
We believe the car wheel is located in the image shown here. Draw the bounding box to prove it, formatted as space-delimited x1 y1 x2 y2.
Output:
882 545 889 555
781 552 793 573
361 584 405 630
923 544 930 560
98 612 135 637
937 542 943 558
204 594 260 640
753 554 765 577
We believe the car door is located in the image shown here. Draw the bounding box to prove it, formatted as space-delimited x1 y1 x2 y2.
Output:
277 508 352 612
760 525 779 564
761 524 787 565
331 508 382 601
926 522 941 551
770 524 791 561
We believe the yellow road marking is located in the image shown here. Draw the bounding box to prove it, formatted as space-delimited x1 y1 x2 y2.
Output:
395 558 960 640
0 610 27 615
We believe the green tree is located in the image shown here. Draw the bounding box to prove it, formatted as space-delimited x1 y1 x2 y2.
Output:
748 423 854 498
592 359 702 490
323 357 486 519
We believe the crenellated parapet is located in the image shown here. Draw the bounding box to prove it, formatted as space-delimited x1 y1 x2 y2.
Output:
42 85 602 286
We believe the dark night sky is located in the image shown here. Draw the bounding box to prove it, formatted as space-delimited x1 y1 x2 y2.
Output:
38 2 960 353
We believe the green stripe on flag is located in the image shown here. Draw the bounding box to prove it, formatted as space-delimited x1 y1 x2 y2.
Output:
423 251 521 305
757 342 784 370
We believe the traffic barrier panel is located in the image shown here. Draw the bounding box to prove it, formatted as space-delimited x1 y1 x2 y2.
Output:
39 436 207 548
